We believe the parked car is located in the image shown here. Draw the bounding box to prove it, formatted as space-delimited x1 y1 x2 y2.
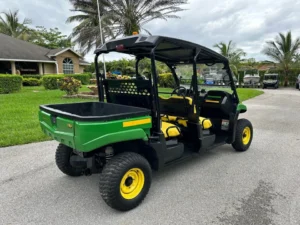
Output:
205 77 215 85
242 74 261 88
296 74 300 89
262 73 279 89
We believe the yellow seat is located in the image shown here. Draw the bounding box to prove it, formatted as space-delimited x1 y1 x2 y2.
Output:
161 122 181 138
161 115 212 129
159 95 212 130
177 117 212 129
161 115 177 122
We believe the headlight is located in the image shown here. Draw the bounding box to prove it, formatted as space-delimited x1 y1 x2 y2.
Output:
258 83 260 85
236 82 239 85
222 82 225 85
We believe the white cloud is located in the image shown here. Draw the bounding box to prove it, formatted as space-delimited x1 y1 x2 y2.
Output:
1 0 300 62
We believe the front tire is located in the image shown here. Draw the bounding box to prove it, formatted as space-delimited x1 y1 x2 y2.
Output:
55 144 83 177
232 119 253 152
99 152 152 211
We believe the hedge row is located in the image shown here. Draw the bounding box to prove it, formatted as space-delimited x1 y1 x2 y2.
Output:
23 78 42 86
42 75 64 90
0 75 23 94
42 74 90 89
22 74 42 80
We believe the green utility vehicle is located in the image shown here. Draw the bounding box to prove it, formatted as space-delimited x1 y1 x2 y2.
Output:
39 34 253 211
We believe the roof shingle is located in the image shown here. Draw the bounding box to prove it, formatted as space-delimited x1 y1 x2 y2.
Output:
0 33 54 61
0 33 90 65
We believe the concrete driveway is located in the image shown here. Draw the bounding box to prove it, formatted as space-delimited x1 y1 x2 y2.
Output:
1 88 300 225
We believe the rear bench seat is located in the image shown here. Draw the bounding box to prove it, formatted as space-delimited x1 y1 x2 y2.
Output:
159 96 212 130
161 115 212 129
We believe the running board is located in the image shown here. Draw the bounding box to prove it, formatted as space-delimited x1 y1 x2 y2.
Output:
164 149 197 168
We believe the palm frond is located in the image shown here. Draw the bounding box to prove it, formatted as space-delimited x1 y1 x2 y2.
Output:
67 0 187 54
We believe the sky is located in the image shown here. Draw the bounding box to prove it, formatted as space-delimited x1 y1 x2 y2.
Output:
1 0 300 63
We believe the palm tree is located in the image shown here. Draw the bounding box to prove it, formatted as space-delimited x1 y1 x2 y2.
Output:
67 0 188 54
0 10 31 40
262 31 300 86
213 40 246 75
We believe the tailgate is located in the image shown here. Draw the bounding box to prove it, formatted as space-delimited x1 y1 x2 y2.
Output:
39 110 75 148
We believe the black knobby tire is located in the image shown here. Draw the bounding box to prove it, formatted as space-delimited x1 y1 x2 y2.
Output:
55 144 83 177
232 119 253 152
99 152 152 211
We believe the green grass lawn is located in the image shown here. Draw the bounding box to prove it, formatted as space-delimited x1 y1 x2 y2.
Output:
0 86 263 147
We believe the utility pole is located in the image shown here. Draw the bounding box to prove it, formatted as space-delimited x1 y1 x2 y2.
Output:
96 0 107 78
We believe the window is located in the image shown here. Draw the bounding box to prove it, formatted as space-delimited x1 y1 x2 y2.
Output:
63 58 74 74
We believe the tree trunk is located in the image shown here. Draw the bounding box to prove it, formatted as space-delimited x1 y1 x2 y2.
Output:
284 65 289 87
284 75 288 87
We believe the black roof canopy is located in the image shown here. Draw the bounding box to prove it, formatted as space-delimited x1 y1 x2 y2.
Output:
94 35 228 65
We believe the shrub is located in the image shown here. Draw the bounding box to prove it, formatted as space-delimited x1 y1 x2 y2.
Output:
115 75 131 80
158 73 176 88
22 74 42 80
0 75 23 94
57 77 82 95
42 74 90 89
42 75 64 90
124 66 135 75
142 69 151 78
106 73 117 79
23 78 42 86
66 74 89 85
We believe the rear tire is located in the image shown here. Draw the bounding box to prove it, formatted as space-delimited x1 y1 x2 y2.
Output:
296 83 299 89
99 152 152 211
55 144 83 177
232 119 253 152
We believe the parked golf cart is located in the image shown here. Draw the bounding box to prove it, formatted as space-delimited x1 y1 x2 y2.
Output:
39 34 253 211
242 74 261 88
262 73 279 89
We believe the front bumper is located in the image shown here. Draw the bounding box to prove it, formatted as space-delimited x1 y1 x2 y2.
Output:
263 82 277 87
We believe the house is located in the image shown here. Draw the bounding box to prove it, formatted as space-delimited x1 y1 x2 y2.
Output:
256 61 277 71
0 33 90 75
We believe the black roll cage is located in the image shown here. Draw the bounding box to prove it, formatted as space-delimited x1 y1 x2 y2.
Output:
94 35 239 133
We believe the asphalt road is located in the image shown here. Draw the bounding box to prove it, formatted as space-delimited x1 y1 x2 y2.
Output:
1 88 300 225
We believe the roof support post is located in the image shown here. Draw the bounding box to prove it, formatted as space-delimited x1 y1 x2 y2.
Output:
224 62 239 103
11 61 16 74
168 64 180 87
192 49 201 116
38 63 43 75
95 53 105 102
150 48 161 133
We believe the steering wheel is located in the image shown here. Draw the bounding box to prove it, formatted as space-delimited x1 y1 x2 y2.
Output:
171 86 187 97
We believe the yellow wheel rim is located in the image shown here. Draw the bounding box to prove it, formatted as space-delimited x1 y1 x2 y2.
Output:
120 168 145 200
242 127 251 145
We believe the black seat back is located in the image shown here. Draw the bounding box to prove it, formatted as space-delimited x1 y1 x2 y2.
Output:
201 90 236 119
104 79 153 109
159 96 191 118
